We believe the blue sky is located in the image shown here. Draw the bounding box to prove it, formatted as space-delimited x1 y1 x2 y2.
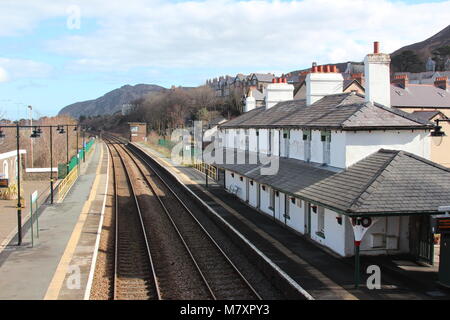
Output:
0 0 449 120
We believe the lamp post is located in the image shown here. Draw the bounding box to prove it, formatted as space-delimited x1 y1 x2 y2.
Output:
50 125 54 204
16 123 22 245
0 123 77 245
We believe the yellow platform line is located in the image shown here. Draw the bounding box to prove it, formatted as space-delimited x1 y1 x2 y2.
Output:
44 144 104 300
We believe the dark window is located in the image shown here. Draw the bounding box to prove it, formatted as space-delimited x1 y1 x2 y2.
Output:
291 197 296 204
240 176 243 181
231 173 234 178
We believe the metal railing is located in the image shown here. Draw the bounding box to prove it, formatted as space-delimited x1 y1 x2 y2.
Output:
57 165 79 202
193 162 218 181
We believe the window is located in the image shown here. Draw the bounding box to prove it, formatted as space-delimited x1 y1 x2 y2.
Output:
321 131 331 165
291 197 296 204
297 199 302 208
240 176 243 182
130 126 139 132
250 180 254 186
303 130 311 162
231 173 234 178
317 207 325 238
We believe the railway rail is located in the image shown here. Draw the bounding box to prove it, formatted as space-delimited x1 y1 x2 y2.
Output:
104 135 261 300
106 141 160 300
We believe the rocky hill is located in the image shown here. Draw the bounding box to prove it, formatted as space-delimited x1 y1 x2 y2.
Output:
58 84 166 118
391 24 450 71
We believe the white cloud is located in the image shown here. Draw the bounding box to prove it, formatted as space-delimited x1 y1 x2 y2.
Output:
0 58 52 81
1 0 450 76
0 67 8 82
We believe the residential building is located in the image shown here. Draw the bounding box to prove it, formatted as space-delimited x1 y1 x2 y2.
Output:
211 42 449 262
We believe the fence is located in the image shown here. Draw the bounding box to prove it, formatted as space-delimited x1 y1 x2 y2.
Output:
58 138 95 179
56 138 96 202
192 162 218 181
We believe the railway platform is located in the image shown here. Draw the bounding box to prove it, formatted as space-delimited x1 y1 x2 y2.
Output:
135 142 450 300
0 141 108 300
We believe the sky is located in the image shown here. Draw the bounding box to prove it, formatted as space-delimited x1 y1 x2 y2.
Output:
0 0 449 120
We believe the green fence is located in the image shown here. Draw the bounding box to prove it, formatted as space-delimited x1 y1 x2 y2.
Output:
58 138 95 179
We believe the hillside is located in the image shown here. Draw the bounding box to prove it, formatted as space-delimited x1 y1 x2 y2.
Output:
391 24 450 71
58 84 166 118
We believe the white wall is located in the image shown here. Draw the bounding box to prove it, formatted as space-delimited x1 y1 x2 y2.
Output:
285 197 305 234
259 185 272 216
345 130 430 167
330 131 346 168
249 129 258 153
310 130 323 163
289 129 303 161
248 180 258 207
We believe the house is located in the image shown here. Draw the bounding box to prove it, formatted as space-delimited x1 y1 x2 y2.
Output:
209 42 449 262
391 74 450 167
0 149 26 187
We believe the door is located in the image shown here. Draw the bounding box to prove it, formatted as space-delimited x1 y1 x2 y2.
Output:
305 202 311 236
246 179 249 203
303 130 311 162
439 233 450 286
410 215 434 265
256 183 260 209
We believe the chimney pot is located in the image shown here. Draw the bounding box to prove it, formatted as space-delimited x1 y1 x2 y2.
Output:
312 66 318 73
434 76 448 90
374 41 380 54
272 78 277 83
318 65 323 72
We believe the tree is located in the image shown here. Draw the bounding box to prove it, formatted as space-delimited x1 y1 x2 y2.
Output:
432 46 450 70
391 50 424 72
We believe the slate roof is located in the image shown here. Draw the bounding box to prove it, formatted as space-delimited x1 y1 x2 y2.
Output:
391 84 450 108
220 92 432 130
251 73 275 82
410 110 442 122
215 148 450 216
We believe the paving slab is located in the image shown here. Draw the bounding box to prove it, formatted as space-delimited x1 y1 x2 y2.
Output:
0 141 107 300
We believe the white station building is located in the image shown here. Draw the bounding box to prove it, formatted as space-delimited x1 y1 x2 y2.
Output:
211 43 450 261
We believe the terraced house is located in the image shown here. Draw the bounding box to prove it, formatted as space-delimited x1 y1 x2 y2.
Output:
213 43 450 262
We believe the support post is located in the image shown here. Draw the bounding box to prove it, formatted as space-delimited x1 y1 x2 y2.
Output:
82 128 85 163
76 126 80 172
16 123 22 246
50 126 54 204
66 125 69 177
30 194 33 247
355 240 361 288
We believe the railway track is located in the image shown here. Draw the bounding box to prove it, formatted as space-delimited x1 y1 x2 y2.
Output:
106 141 160 300
104 135 261 300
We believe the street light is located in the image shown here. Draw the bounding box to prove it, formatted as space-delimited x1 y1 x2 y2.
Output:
431 119 446 146
0 123 77 245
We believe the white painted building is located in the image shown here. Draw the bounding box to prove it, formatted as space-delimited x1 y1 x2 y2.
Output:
211 43 449 261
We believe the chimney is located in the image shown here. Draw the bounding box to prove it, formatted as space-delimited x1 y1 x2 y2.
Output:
306 63 344 106
364 41 391 107
245 89 256 112
351 72 364 86
264 77 294 109
434 76 448 90
392 74 408 88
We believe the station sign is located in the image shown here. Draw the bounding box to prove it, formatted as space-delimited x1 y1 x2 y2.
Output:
0 179 8 188
432 217 450 234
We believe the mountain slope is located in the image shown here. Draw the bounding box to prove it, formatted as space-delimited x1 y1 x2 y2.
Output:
58 84 166 118
391 24 450 70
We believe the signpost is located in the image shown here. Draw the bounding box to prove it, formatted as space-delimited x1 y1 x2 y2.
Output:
0 178 8 188
30 190 38 247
